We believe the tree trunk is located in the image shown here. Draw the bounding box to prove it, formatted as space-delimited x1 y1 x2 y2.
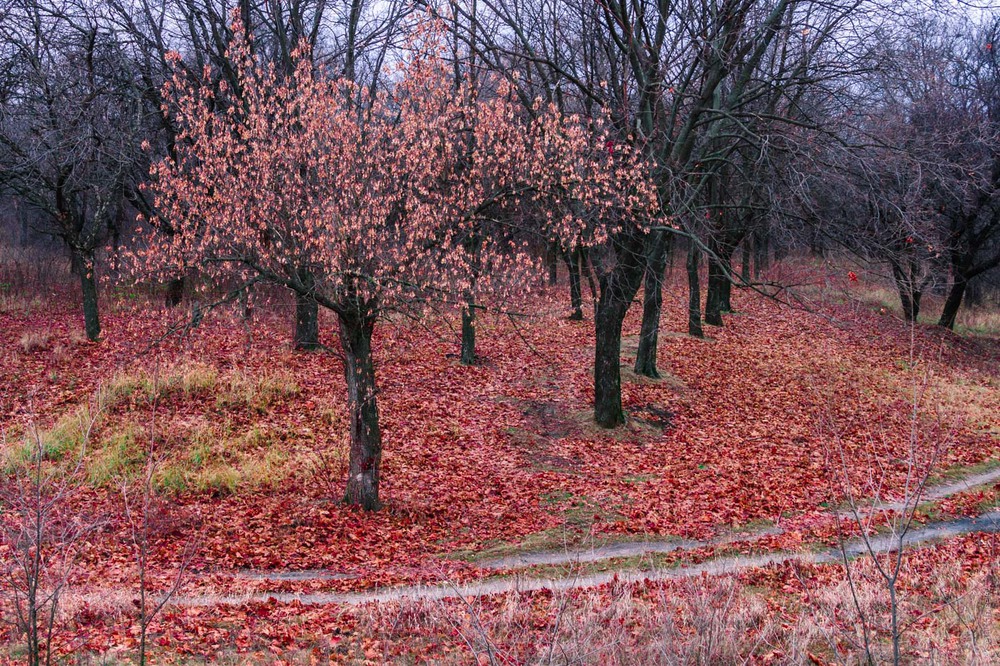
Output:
773 239 788 264
581 247 599 315
460 291 476 365
165 277 184 308
740 237 751 285
75 249 100 341
753 229 769 278
938 278 967 330
891 262 921 322
634 230 669 378
594 230 646 428
338 307 382 510
293 268 321 350
687 242 703 338
547 241 558 286
705 253 726 327
897 286 915 322
565 248 584 320
719 261 733 311
18 203 29 246
809 227 825 258
294 294 321 350
965 276 984 307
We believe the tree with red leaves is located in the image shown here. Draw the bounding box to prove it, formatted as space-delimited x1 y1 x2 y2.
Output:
130 22 655 510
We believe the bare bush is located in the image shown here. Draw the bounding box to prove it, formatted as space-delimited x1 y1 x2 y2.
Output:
0 410 101 665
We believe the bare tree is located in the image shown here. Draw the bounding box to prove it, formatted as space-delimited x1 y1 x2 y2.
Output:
0 0 145 341
1 408 100 666
430 0 886 425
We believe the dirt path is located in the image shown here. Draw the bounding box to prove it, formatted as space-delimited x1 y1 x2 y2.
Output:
833 464 1000 516
69 464 998 609
472 463 1000 571
168 511 999 607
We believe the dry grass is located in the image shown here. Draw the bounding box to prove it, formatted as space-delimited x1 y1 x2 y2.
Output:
842 279 1000 337
0 290 44 315
85 427 145 486
103 362 220 405
352 575 807 665
924 375 1000 439
215 367 300 412
334 554 999 665
2 362 305 492
18 329 52 353
803 558 1000 665
1 403 98 471
154 423 292 495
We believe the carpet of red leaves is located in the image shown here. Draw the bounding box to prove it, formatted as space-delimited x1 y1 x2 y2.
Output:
1 267 998 661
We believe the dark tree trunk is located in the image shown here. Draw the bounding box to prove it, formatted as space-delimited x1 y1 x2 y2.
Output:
239 285 254 322
938 278 967 330
338 306 382 510
740 237 751 285
705 253 727 327
635 230 669 378
110 215 122 274
165 277 184 308
294 293 321 350
460 291 476 365
896 285 916 322
565 248 584 320
720 260 732 311
594 230 646 428
75 249 100 341
809 227 825 258
773 239 788 264
687 242 703 338
753 229 769 278
891 262 921 322
18 204 29 246
965 277 984 307
547 241 558 286
908 291 922 322
581 247 599 315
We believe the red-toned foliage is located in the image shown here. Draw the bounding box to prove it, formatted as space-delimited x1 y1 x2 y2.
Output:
129 20 656 509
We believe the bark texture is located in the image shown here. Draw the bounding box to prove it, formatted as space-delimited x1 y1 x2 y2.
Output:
594 230 646 428
634 230 669 378
339 307 382 510
687 243 703 338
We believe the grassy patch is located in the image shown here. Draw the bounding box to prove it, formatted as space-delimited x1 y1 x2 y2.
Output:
621 474 658 485
846 279 1000 337
448 494 631 563
86 428 146 486
930 457 1000 484
103 361 219 406
215 368 300 413
2 362 305 494
154 424 290 495
923 377 1000 437
2 404 97 471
